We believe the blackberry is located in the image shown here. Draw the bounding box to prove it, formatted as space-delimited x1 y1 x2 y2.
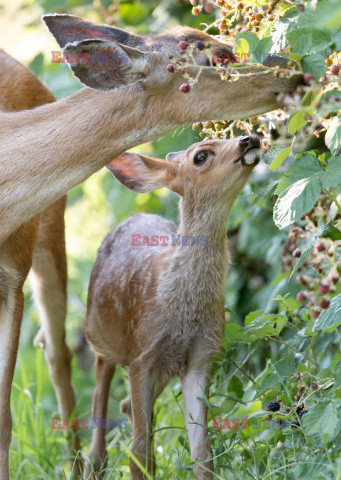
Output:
267 401 280 412
196 41 205 50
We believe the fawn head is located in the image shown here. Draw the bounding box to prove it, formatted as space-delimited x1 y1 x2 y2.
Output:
106 136 260 211
43 15 302 122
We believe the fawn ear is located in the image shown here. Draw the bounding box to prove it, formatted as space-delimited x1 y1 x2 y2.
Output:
106 152 181 194
43 15 154 90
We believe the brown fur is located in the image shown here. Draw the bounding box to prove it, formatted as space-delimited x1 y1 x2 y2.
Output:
0 16 302 480
84 138 258 479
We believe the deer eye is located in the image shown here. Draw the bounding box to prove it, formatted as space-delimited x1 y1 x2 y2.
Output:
193 151 209 166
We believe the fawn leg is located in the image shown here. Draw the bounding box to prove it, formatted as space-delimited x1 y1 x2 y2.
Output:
129 365 158 480
0 287 23 480
30 198 82 474
182 369 214 480
84 355 115 479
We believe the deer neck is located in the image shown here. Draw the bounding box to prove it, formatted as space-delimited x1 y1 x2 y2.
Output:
0 85 181 239
158 197 231 316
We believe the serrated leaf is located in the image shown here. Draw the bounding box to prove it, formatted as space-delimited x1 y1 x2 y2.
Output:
325 115 341 153
312 294 341 332
320 157 341 189
301 54 327 80
320 221 341 240
274 357 296 379
302 401 328 434
319 402 338 436
258 374 278 394
274 177 322 229
288 28 333 56
276 153 322 194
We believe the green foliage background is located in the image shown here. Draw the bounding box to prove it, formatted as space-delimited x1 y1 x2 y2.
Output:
1 0 340 478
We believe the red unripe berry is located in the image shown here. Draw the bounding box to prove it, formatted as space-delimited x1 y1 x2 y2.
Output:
166 64 175 73
318 284 329 295
311 307 320 318
179 41 189 50
331 64 340 75
179 83 190 93
303 73 315 85
320 297 330 309
203 3 215 14
203 121 214 129
314 242 325 252
296 291 307 303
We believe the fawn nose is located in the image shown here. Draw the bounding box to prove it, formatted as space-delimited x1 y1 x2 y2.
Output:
239 136 260 150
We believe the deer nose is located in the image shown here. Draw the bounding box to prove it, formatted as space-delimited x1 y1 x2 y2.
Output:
239 136 260 150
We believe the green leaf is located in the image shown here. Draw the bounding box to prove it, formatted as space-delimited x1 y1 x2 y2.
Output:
235 32 271 62
228 375 244 398
301 54 327 80
274 177 322 229
287 28 333 56
28 53 44 76
266 146 292 172
302 401 328 435
276 153 322 194
319 221 341 240
317 0 341 29
250 180 279 207
258 374 278 394
312 294 341 332
119 2 149 25
287 109 313 134
319 402 339 436
274 357 296 379
325 115 341 153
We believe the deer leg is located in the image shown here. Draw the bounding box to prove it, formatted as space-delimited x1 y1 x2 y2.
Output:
181 369 214 480
30 199 81 475
84 355 115 479
129 365 158 480
0 286 23 480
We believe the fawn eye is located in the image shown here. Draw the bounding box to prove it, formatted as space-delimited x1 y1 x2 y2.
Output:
193 151 209 166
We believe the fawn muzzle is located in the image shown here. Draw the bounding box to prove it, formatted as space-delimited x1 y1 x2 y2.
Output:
236 136 261 167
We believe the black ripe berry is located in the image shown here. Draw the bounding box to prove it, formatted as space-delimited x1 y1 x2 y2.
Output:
196 41 205 50
267 401 280 412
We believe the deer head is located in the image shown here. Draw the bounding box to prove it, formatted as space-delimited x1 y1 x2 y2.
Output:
106 136 260 216
43 15 302 123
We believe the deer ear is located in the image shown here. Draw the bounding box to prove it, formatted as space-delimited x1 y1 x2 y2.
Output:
56 39 151 90
43 14 154 90
106 152 179 193
43 14 137 47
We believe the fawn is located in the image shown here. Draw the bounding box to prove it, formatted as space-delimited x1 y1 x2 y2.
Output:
84 135 261 479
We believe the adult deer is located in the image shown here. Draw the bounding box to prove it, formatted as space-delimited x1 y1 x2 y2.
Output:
0 14 301 480
84 136 261 479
